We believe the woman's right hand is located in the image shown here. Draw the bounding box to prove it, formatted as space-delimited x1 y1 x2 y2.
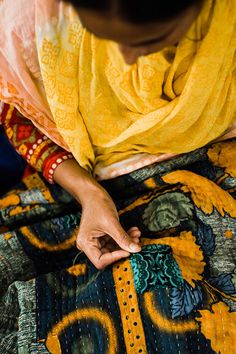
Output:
53 158 141 269
76 188 142 269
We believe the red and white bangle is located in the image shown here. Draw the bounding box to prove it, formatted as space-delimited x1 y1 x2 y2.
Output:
43 152 74 184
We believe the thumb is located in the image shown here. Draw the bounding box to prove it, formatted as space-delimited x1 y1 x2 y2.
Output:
109 221 141 253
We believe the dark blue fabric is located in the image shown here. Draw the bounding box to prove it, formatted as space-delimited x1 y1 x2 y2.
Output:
0 127 26 194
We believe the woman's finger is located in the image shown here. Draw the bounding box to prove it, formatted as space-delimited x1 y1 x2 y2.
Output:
132 237 141 244
108 221 141 253
105 235 140 250
128 229 141 238
128 226 140 232
99 250 131 269
86 244 130 269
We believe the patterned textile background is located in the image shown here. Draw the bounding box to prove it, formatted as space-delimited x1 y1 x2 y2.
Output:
0 139 235 353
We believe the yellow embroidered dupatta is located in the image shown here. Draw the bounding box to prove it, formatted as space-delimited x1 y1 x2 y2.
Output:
0 0 235 172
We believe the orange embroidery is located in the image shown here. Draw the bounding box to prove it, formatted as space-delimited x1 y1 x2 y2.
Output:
0 194 20 209
225 230 233 238
46 308 118 354
112 259 147 354
144 292 197 333
20 227 76 252
162 170 236 218
10 205 31 217
4 233 13 241
143 177 158 189
208 142 236 178
197 302 236 354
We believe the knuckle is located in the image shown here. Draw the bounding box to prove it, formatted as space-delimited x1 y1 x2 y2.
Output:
119 232 128 243
100 216 111 228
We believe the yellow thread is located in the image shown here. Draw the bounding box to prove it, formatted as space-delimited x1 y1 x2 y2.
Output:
21 227 76 252
144 292 197 333
112 259 147 354
46 308 118 354
66 264 87 276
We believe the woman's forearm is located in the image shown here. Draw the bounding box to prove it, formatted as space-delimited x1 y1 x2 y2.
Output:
53 158 106 206
0 104 108 207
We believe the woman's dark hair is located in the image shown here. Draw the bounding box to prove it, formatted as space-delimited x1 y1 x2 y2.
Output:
65 0 203 24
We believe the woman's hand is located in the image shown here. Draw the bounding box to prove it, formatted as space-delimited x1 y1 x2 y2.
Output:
53 158 141 268
76 188 142 269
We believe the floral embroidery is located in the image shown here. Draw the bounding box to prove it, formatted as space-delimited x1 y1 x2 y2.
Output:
142 232 205 288
170 282 203 319
207 141 236 178
162 170 236 218
143 192 194 231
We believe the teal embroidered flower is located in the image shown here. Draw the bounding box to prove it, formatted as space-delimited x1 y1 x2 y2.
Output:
130 244 183 294
143 192 193 231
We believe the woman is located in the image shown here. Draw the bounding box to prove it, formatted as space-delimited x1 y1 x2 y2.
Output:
0 0 235 353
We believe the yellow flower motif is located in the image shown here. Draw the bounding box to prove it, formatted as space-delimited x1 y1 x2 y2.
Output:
196 302 236 354
162 170 236 217
208 141 236 178
142 231 205 288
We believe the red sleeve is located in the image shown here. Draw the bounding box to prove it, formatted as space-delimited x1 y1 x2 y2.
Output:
1 103 73 184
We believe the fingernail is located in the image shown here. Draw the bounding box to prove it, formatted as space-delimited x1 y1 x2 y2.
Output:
129 243 141 252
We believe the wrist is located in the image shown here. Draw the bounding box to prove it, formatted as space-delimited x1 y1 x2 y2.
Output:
53 158 106 205
74 180 107 206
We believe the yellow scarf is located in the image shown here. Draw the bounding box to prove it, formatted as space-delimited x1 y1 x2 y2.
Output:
36 0 236 172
